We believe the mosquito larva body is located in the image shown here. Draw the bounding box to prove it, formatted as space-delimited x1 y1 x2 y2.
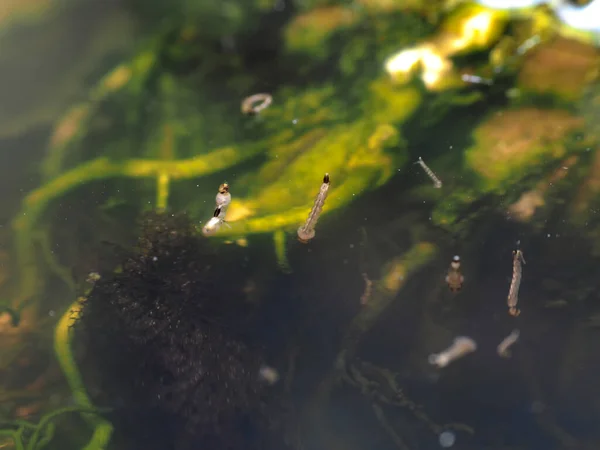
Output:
507 249 525 316
241 93 273 115
202 183 231 236
428 336 477 368
415 157 442 188
297 173 330 243
445 255 464 292
215 183 231 210
497 329 520 358
360 272 373 305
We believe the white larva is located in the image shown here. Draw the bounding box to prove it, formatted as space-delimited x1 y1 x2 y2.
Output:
429 336 477 368
497 329 520 357
415 157 442 188
202 183 231 236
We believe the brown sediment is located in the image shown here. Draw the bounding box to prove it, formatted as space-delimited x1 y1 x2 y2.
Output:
48 105 89 149
0 0 52 26
355 0 429 13
0 249 9 288
287 6 356 35
518 37 600 101
508 190 545 222
508 155 579 221
14 401 43 419
468 108 584 183
100 65 132 91
573 147 600 214
284 6 358 54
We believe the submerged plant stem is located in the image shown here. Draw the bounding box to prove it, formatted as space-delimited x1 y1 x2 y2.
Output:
156 172 170 212
54 301 113 449
10 144 261 312
274 230 292 273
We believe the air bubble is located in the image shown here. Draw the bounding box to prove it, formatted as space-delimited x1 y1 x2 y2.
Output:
439 430 455 448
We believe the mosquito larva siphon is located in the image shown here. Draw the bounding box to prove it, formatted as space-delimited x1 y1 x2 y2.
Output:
297 173 330 243
415 157 442 188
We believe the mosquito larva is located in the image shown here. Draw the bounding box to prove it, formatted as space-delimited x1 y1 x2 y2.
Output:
428 336 477 368
297 173 330 243
507 249 525 316
497 329 520 358
215 183 231 211
415 157 442 188
445 255 464 292
202 183 231 236
241 93 273 115
360 272 373 305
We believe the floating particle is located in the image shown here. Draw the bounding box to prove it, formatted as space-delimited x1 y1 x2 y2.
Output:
86 272 101 284
259 366 279 385
439 430 455 447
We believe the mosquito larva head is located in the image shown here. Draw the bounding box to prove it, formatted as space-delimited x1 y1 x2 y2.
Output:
323 173 330 184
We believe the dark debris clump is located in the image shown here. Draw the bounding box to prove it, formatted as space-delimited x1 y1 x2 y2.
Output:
77 212 276 450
